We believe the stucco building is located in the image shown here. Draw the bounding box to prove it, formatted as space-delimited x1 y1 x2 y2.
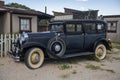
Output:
0 1 53 34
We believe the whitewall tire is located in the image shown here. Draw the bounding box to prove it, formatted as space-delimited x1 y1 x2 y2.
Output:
25 48 44 69
95 44 106 60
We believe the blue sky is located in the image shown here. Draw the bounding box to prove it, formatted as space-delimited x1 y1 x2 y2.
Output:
3 0 120 15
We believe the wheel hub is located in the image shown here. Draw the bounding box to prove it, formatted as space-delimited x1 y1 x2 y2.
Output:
97 47 104 57
55 44 61 52
31 53 40 64
99 49 103 55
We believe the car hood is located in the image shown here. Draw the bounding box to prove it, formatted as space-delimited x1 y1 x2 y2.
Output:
27 31 56 38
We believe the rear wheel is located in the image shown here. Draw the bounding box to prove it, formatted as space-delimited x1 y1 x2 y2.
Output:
25 48 44 69
95 44 106 60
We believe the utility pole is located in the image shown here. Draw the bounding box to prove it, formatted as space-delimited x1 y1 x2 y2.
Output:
45 6 47 14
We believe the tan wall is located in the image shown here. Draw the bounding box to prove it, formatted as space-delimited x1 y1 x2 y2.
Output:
12 14 37 33
31 16 37 32
4 13 10 33
104 17 120 42
0 13 10 34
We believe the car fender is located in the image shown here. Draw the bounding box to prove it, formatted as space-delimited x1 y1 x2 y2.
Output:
93 38 110 50
22 42 46 50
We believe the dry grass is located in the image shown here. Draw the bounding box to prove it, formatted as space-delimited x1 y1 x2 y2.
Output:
72 70 77 74
60 74 70 78
58 64 72 70
85 64 115 73
113 57 120 60
85 64 101 70
112 42 120 49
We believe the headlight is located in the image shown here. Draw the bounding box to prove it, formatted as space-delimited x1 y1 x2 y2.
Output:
20 32 29 44
108 38 112 48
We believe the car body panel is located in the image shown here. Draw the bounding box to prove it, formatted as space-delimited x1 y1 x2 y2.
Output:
8 19 111 61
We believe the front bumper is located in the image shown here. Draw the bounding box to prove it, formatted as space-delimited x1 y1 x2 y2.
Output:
8 51 20 61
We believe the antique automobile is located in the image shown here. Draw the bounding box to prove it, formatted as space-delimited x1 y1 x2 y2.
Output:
8 20 112 69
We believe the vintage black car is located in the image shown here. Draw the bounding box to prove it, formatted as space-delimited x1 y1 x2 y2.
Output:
9 20 112 69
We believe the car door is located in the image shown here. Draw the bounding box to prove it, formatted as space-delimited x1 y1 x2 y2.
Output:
65 23 84 53
83 22 99 50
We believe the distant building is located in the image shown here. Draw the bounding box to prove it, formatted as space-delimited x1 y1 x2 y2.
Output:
103 15 120 42
53 8 99 20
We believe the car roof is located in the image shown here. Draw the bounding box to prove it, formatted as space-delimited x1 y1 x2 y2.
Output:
50 19 106 24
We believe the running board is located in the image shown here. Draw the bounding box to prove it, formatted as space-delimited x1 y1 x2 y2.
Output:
63 52 94 58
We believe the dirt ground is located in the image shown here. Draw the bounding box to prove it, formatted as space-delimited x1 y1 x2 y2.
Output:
0 48 120 80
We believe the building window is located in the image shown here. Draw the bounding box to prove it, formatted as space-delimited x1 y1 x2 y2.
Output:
19 18 31 32
107 21 117 32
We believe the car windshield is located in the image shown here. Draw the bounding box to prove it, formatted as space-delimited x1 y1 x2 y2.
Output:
50 24 63 32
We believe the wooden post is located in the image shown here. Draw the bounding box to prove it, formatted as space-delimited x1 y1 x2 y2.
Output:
4 34 7 56
0 34 3 57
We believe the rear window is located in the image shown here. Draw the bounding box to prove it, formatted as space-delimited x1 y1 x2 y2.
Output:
97 23 105 32
84 22 105 34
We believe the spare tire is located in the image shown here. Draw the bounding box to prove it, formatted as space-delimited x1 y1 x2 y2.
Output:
47 38 66 58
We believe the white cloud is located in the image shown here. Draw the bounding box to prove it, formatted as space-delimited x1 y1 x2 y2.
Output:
76 0 88 2
80 7 85 10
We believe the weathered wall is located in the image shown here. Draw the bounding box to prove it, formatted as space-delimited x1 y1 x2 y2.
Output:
54 15 73 20
104 17 120 42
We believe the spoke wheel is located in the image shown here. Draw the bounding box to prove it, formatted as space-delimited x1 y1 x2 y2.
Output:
95 44 106 60
25 48 44 69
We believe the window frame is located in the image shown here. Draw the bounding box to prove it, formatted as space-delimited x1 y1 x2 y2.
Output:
66 24 76 33
50 24 64 32
96 23 106 33
83 22 97 34
19 17 32 32
107 21 117 33
65 23 83 35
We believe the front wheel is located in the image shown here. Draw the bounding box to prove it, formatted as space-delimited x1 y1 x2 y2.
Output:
95 44 106 60
25 48 44 69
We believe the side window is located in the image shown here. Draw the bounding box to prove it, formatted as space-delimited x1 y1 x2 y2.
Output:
66 24 75 32
84 23 96 33
97 23 105 32
51 24 63 32
76 24 82 32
